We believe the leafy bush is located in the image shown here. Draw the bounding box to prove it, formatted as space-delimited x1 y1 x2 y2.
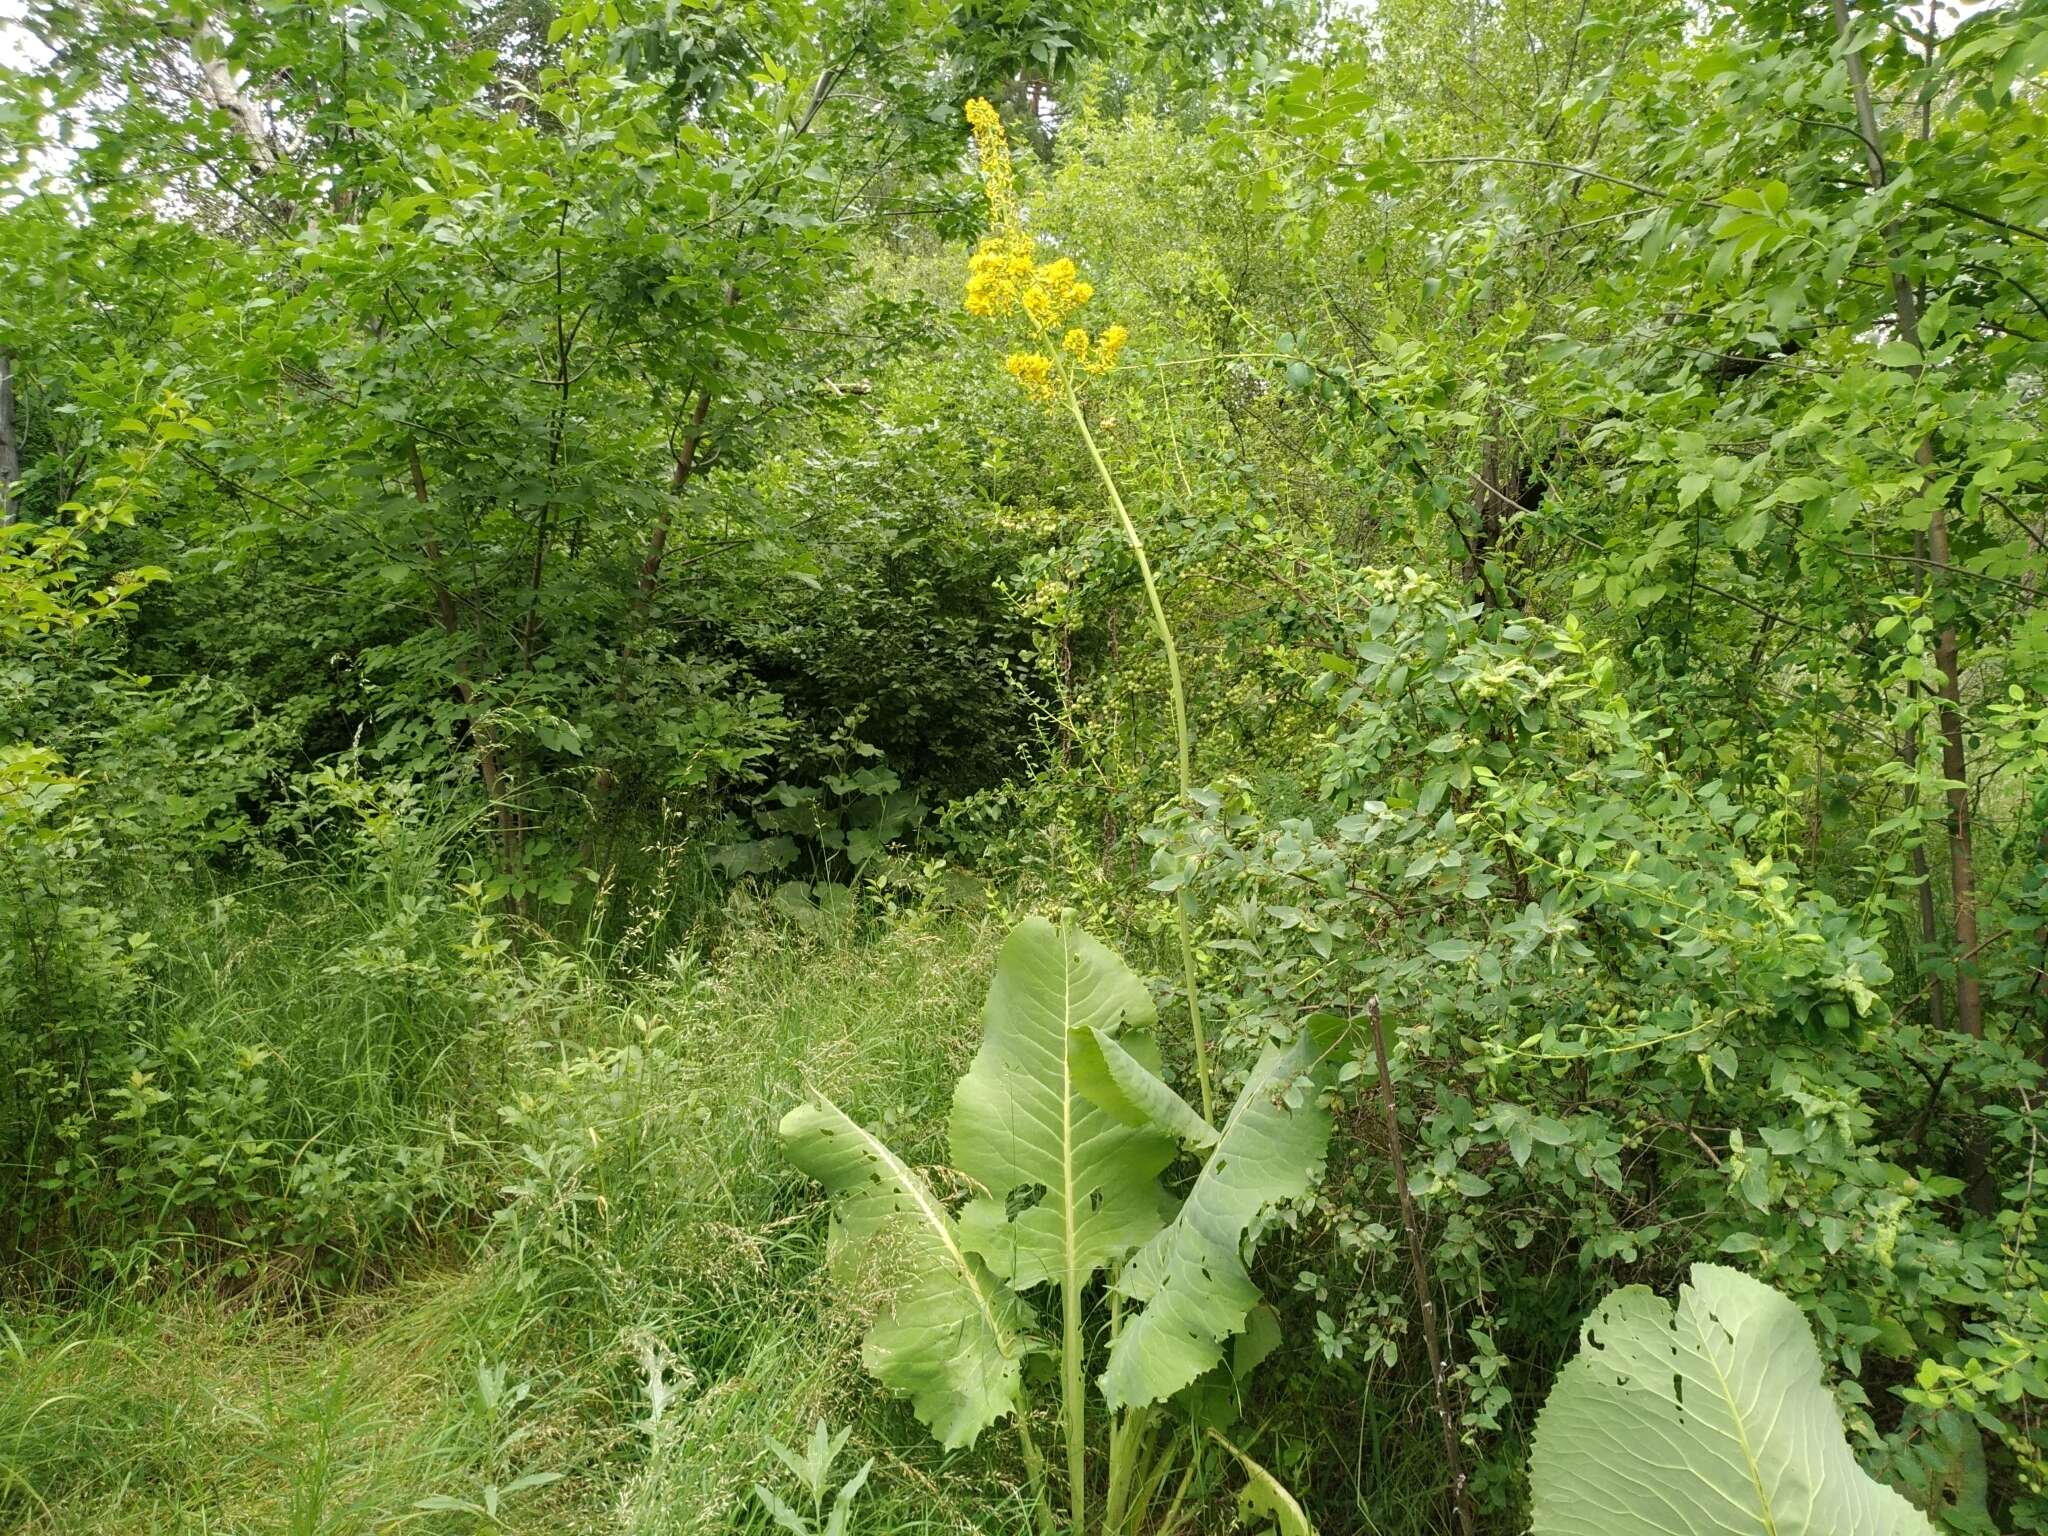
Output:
1154 552 2027 1519
0 770 509 1291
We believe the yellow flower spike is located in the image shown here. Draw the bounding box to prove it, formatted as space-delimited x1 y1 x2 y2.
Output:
1004 351 1056 402
963 100 1128 381
962 100 1037 322
965 98 1021 240
959 103 1201 1128
1086 324 1129 375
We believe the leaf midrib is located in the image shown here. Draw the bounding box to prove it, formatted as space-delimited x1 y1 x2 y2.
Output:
1697 1312 1780 1536
1060 925 1079 1297
833 1099 1015 1353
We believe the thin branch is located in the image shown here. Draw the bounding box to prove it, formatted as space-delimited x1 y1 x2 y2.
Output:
1924 195 2048 246
1369 999 1477 1536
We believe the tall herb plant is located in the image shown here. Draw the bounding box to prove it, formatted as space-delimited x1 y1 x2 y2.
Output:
959 99 1214 1124
781 914 1339 1535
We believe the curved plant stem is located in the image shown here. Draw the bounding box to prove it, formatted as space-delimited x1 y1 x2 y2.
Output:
1062 385 1215 1125
1369 998 1477 1536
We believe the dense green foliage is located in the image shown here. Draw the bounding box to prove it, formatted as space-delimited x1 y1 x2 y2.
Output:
2 0 2045 1530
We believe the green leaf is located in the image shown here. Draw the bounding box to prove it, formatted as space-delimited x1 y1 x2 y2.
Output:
952 916 1179 1294
1100 1018 1342 1411
1727 508 1770 551
780 1092 1035 1449
824 1462 872 1536
753 1483 813 1536
1211 1429 1318 1535
1531 1264 1937 1535
1234 1301 1284 1376
1069 1024 1217 1149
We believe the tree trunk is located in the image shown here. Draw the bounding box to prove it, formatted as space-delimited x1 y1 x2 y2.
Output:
578 384 718 865
637 387 714 601
1831 0 1984 1043
0 351 18 526
1902 688 1947 1035
188 27 279 173
1832 0 1991 1215
1463 429 1536 609
408 444 523 884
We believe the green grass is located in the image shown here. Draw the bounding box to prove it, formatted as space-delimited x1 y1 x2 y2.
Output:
0 883 1048 1533
2 1268 515 1531
1 860 1469 1535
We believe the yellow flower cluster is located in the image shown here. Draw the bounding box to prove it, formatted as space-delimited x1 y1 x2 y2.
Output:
1004 351 1055 401
962 242 1096 330
964 97 1016 233
1061 323 1128 374
962 98 1129 402
963 242 1037 320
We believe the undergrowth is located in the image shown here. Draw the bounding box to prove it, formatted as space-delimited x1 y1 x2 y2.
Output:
0 876 1060 1533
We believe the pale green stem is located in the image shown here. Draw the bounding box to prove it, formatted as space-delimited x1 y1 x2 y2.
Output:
1061 383 1215 1124
1104 1402 1154 1534
1015 1415 1057 1536
1153 1441 1201 1536
1125 1419 1184 1532
1062 1263 1086 1536
1102 1275 1127 1530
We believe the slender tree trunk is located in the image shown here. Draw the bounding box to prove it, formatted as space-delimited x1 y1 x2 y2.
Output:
520 206 576 670
1464 421 1535 610
188 26 279 172
1832 0 1984 1044
0 351 18 526
1902 687 1947 1034
637 387 713 601
1369 1000 1477 1536
409 444 523 883
579 384 718 864
2035 819 2048 1028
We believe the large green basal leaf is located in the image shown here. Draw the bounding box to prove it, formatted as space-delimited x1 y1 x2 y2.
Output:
951 915 1179 1293
1531 1263 1938 1536
1099 1019 1340 1412
780 1092 1036 1450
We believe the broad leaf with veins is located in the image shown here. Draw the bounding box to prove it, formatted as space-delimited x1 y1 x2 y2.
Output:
950 914 1180 1293
1069 1022 1217 1150
1100 1016 1341 1412
780 1091 1035 1450
1531 1263 1937 1535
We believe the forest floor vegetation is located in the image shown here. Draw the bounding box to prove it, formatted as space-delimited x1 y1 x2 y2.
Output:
0 874 1072 1534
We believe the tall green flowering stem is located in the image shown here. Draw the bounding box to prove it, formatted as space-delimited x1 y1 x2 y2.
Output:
959 97 1213 1130
1063 383 1215 1126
